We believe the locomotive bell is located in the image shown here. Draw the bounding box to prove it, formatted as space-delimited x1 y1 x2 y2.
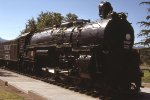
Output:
99 1 113 19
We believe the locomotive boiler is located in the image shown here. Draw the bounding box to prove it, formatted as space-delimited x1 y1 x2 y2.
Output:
0 1 143 98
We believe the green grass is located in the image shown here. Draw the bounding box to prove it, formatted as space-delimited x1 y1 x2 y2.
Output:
142 70 150 83
0 91 24 100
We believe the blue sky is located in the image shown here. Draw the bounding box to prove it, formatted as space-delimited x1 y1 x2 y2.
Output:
0 0 148 43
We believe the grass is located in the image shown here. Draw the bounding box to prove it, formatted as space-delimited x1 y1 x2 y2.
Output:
0 91 24 100
142 70 150 83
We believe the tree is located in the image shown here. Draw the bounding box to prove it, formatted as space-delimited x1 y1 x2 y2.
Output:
65 13 78 22
138 1 150 46
36 12 53 31
21 12 78 34
36 12 63 31
53 12 64 26
21 18 37 34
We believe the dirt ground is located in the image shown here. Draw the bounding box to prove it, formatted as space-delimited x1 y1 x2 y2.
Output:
0 81 34 100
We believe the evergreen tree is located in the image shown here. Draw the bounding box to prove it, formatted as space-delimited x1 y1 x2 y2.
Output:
138 1 150 46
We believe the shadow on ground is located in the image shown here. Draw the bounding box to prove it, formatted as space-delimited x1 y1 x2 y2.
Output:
0 69 18 77
135 92 150 100
107 92 150 100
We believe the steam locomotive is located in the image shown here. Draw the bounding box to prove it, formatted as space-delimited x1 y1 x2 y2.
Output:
0 1 143 97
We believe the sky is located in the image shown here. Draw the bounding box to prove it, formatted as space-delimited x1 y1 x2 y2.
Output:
0 0 148 43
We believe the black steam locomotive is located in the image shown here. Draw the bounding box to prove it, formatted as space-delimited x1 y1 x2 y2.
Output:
0 1 143 97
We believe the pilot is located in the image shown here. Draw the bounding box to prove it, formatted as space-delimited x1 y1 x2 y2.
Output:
99 1 113 19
